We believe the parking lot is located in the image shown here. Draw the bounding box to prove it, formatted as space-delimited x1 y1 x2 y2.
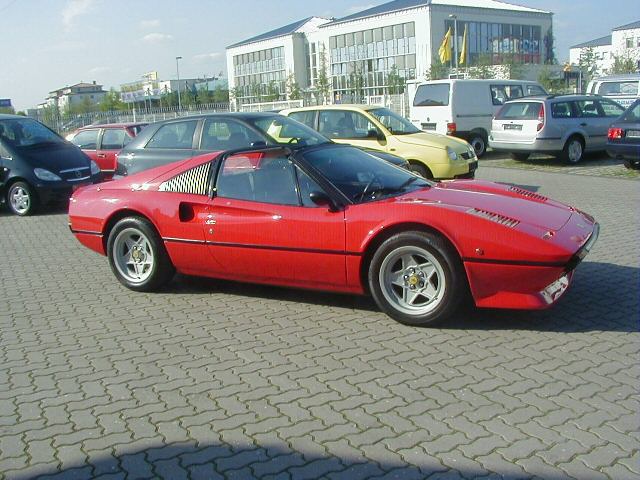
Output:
0 161 638 479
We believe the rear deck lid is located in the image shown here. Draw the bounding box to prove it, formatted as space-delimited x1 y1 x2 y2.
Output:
492 101 544 143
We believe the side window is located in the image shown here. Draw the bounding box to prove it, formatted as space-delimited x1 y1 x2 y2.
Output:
288 111 316 129
318 110 376 139
598 100 625 118
71 129 99 149
295 166 324 207
158 162 212 196
216 152 299 205
575 100 600 117
551 102 573 119
490 85 524 105
100 129 126 150
146 121 198 149
200 118 263 150
526 85 546 96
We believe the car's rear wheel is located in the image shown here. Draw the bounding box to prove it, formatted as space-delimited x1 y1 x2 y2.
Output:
409 163 432 179
107 217 175 291
368 231 464 326
7 181 37 216
562 137 584 164
510 153 530 161
469 133 487 157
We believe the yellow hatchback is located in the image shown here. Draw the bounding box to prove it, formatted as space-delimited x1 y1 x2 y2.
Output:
281 104 477 179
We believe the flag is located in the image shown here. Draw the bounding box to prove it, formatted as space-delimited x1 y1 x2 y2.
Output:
459 25 468 65
438 27 452 64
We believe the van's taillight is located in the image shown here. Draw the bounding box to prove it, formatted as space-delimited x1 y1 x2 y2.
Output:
447 122 457 135
608 127 624 140
536 104 545 132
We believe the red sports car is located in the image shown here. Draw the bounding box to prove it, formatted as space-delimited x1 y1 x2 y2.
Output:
69 144 599 326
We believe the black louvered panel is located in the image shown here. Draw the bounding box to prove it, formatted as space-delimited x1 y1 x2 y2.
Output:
508 186 548 202
466 208 520 228
159 163 211 195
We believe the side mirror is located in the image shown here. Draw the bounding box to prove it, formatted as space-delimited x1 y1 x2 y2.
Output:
309 191 340 212
250 140 267 148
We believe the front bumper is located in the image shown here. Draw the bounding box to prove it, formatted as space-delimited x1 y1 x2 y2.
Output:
430 157 478 179
36 176 99 205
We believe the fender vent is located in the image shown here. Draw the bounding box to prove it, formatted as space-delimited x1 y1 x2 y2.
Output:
467 208 520 228
509 186 548 202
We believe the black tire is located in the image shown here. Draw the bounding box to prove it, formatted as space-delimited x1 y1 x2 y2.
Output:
409 163 432 179
469 133 487 157
6 181 38 216
107 217 175 292
510 153 530 161
562 136 584 164
368 231 465 326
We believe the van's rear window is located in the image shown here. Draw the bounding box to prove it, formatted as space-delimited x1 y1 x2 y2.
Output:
495 102 541 120
413 84 450 107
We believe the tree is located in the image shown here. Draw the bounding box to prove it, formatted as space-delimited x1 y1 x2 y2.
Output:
578 47 599 91
538 65 565 93
348 61 366 102
608 54 638 75
264 81 281 102
286 73 301 100
502 53 523 79
469 53 493 79
315 45 331 105
425 55 449 80
99 88 127 112
387 65 405 94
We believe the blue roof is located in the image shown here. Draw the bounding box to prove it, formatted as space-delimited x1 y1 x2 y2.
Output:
613 20 640 31
227 17 313 49
323 0 429 25
571 35 612 49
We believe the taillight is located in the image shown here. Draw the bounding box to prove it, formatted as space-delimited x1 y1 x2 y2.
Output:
447 122 456 135
608 127 624 140
536 104 545 132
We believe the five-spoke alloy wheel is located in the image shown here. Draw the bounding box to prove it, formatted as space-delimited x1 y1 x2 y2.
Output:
369 231 464 326
7 181 37 216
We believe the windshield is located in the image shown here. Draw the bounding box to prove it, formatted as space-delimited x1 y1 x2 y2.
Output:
368 108 421 135
0 118 65 148
250 115 331 147
621 101 640 122
303 145 430 204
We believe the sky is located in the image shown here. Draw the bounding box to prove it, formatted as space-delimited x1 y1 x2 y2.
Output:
0 0 637 111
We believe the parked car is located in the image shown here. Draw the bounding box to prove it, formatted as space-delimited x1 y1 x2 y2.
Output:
0 114 100 216
409 79 547 156
587 74 640 108
489 94 625 163
281 104 477 179
68 123 148 177
607 98 640 169
69 143 598 326
115 113 331 177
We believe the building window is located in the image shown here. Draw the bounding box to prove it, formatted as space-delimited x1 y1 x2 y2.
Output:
626 37 634 48
232 46 286 104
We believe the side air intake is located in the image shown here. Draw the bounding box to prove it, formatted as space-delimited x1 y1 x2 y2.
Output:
508 186 548 202
467 208 520 228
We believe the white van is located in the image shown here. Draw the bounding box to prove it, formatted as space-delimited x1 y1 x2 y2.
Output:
587 74 640 108
410 79 547 156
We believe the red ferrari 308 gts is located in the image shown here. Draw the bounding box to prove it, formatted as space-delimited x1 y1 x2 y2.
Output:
69 144 598 326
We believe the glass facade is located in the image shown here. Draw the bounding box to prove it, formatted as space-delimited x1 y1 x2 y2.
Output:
329 22 417 99
445 20 542 65
232 46 286 103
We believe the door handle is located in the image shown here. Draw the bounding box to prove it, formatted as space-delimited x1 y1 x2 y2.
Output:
97 153 106 158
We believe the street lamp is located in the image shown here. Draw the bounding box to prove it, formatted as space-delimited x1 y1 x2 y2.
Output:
449 14 459 73
175 56 183 111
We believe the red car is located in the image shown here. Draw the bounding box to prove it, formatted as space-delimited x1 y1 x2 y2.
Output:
68 123 147 177
69 144 598 326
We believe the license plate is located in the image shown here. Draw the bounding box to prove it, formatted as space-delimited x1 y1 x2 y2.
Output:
421 123 437 131
627 129 640 138
540 274 570 304
503 124 522 131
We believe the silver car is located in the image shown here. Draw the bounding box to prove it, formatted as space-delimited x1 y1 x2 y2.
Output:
489 94 625 163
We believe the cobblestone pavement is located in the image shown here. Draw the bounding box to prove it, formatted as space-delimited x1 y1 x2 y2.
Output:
480 151 640 180
1 166 638 480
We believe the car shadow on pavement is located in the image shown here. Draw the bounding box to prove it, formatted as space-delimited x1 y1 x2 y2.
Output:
5 440 573 480
164 261 637 334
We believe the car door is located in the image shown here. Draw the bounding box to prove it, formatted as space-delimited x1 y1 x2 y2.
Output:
96 128 126 173
206 150 346 288
318 110 386 152
574 99 608 150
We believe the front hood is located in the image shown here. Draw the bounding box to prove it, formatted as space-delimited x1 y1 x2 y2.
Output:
16 143 90 171
395 132 470 151
400 180 574 230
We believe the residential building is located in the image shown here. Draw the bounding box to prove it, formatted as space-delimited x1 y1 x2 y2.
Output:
42 82 106 112
569 20 640 74
225 0 553 106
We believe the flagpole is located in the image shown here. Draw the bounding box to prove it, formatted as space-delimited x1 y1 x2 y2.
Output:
449 14 458 75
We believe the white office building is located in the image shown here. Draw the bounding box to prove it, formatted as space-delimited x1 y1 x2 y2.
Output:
569 20 640 75
226 0 553 106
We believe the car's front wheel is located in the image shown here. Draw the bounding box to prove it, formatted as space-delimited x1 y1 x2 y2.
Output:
368 231 465 326
7 181 37 216
107 217 175 291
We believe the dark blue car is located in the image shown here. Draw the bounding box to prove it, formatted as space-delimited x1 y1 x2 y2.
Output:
0 114 101 215
607 99 640 169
